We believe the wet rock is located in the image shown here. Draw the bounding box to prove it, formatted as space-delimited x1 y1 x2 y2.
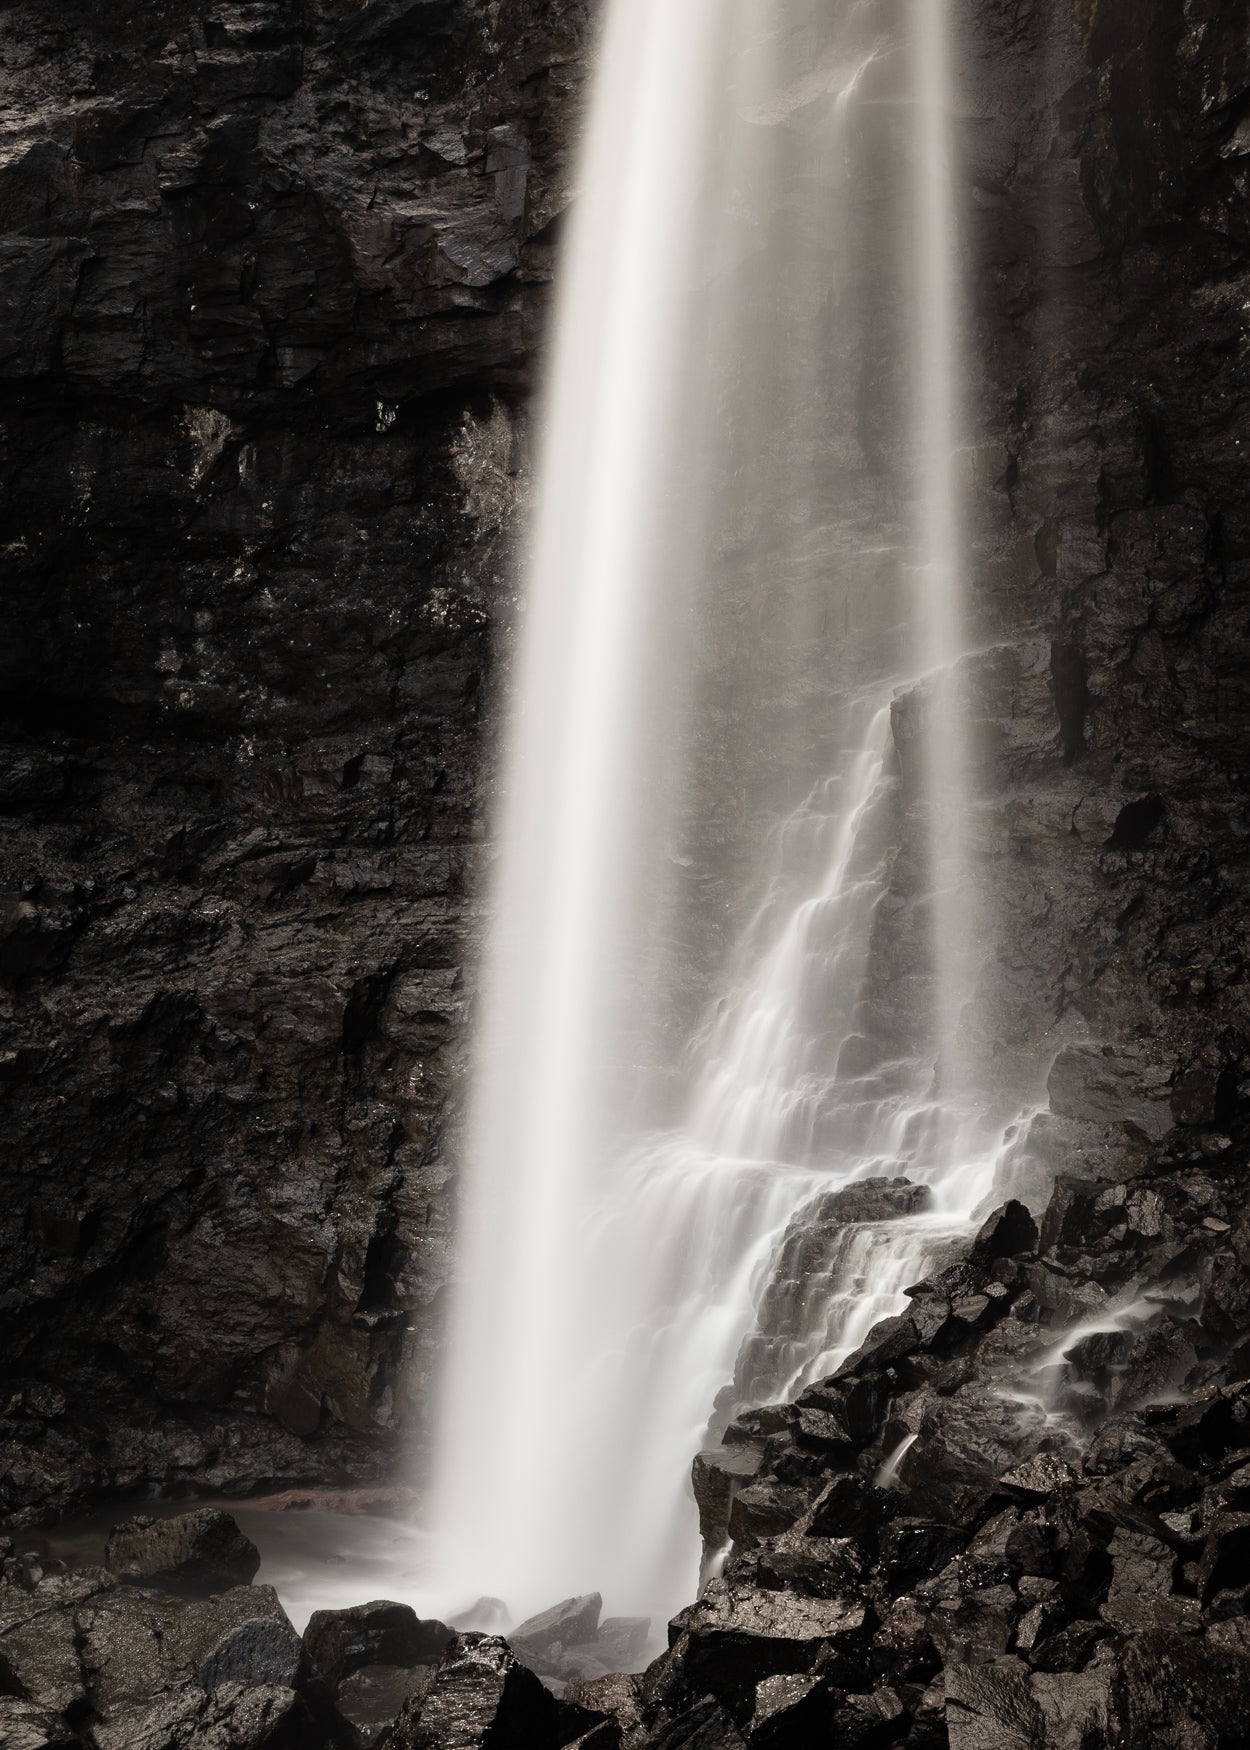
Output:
945 1658 1115 1750
900 1390 1041 1522
944 1659 1037 1750
649 1697 745 1750
924 1578 1019 1665
512 1593 604 1661
0 0 593 1516
693 1447 767 1551
671 1579 867 1716
876 1523 968 1595
566 1672 643 1744
728 1482 821 1549
1029 1665 1115 1748
997 1455 1079 1500
0 1567 114 1714
91 1681 315 1750
1038 1178 1122 1255
79 1581 301 1731
743 1673 830 1747
1196 1511 1250 1602
199 1616 303 1691
1099 1526 1184 1633
389 1633 563 1749
750 1532 862 1599
971 1202 1039 1262
1014 1586 1067 1658
1027 1621 1109 1676
104 1510 261 1596
302 1599 452 1691
1047 1046 1172 1141
0 1698 79 1750
336 1663 430 1745
1112 1632 1250 1747
828 1688 907 1748
870 1595 937 1686
733 1184 934 1408
806 1476 899 1550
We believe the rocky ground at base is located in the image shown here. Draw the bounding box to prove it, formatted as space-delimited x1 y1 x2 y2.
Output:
9 1122 1250 1750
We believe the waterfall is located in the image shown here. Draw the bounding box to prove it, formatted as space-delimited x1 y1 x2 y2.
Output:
423 0 1033 1635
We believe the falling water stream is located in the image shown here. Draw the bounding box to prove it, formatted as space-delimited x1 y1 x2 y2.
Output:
421 0 1039 1637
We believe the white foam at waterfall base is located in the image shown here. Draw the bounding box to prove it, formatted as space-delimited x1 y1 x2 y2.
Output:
414 0 1040 1640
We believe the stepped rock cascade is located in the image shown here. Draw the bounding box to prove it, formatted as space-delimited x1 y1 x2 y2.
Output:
426 0 1039 1631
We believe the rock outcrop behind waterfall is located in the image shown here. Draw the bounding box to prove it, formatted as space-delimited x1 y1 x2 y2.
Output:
0 0 591 1517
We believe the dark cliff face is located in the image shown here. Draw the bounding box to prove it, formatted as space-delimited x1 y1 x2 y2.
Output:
961 0 1250 1185
0 0 1246 1621
0 0 592 1517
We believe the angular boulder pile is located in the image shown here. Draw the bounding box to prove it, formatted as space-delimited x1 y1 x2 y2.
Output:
507 1595 651 1690
8 1126 1250 1749
0 1509 624 1750
579 1141 1250 1748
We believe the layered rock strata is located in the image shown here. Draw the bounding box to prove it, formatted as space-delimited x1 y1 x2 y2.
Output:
0 0 590 1514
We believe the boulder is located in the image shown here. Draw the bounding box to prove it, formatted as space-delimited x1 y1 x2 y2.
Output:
0 1567 114 1714
78 1581 302 1732
336 1663 432 1744
869 1594 937 1686
104 1511 262 1596
303 1599 452 1690
511 1593 603 1659
997 1455 1079 1500
728 1481 822 1548
692 1446 765 1550
389 1633 563 1750
199 1616 303 1691
0 1697 79 1750
749 1532 862 1600
1027 1622 1109 1676
876 1522 967 1594
672 1580 867 1715
90 1680 315 1750
828 1688 907 1748
923 1580 1018 1666
744 1673 831 1747
1112 1631 1250 1746
565 1672 643 1742
448 1598 509 1634
805 1476 899 1550
1197 1511 1250 1601
598 1617 651 1670
944 1659 1037 1750
649 1697 745 1750
301 1599 449 1742
971 1202 1039 1262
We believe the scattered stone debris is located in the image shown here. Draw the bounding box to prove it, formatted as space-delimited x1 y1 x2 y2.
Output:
7 1135 1250 1747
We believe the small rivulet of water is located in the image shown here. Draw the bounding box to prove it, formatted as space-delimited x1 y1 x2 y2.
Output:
420 0 1044 1638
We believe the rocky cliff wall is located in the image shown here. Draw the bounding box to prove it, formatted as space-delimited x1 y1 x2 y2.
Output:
0 0 1247 1603
0 0 592 1519
961 0 1250 1189
3 0 1250 1744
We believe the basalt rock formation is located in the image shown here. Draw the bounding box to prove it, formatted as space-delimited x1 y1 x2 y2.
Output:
0 0 591 1518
